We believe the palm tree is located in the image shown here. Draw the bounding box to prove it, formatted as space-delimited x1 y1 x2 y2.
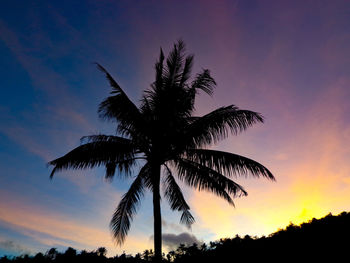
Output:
49 40 274 262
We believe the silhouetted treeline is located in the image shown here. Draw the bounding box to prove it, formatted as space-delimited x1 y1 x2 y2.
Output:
2 211 349 262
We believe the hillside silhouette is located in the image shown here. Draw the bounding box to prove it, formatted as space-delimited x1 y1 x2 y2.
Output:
1 211 349 262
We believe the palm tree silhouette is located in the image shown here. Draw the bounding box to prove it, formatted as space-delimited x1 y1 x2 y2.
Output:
49 40 274 262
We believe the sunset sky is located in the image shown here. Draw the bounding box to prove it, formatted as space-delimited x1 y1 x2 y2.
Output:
1 0 350 257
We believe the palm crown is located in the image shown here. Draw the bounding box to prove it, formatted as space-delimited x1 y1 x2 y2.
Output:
49 40 274 261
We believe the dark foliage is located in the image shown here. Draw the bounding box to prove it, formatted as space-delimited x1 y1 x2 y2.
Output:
2 211 349 262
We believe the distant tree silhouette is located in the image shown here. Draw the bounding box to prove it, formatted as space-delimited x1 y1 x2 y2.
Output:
45 248 57 261
48 40 274 262
63 247 76 258
96 247 107 257
1 212 350 262
32 253 45 263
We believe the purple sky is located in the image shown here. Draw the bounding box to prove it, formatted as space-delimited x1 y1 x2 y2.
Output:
1 0 350 257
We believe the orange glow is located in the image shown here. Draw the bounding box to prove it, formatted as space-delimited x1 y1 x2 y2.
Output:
189 82 350 240
0 190 151 255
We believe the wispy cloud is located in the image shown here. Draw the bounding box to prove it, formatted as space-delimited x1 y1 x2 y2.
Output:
0 122 53 161
162 219 185 233
0 239 31 255
0 18 98 160
0 188 151 256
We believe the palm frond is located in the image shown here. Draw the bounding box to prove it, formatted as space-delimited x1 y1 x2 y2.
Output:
144 48 165 112
180 210 195 228
80 134 133 144
191 69 216 96
48 138 135 178
163 165 194 228
185 149 275 180
154 48 165 90
180 55 194 87
187 105 264 147
164 40 186 87
105 162 117 181
141 163 154 191
80 134 147 179
142 41 197 122
95 63 142 129
110 165 147 245
173 158 247 205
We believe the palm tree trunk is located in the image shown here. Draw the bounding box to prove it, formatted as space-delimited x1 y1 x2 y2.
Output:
153 164 162 262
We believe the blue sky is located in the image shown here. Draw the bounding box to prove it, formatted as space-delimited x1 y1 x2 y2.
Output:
1 0 350 257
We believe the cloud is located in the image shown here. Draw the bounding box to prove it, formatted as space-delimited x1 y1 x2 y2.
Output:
0 194 111 250
161 233 202 251
0 122 54 161
0 188 151 256
0 239 30 255
161 220 184 233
